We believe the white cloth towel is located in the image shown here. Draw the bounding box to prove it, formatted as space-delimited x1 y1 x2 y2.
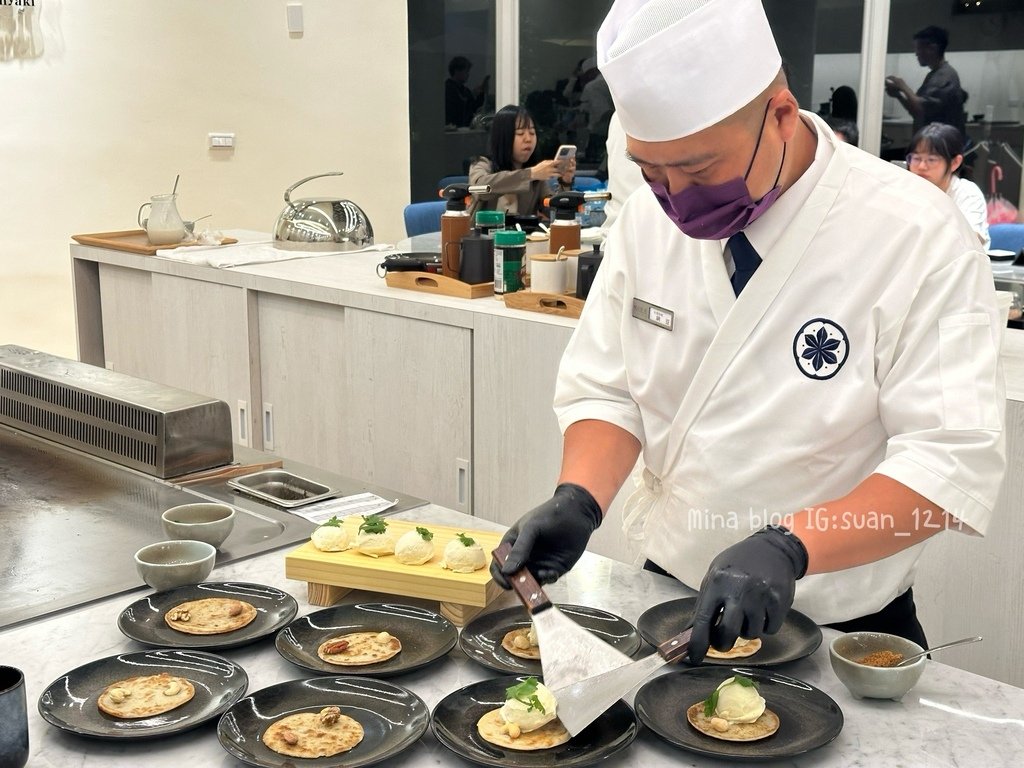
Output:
155 229 394 268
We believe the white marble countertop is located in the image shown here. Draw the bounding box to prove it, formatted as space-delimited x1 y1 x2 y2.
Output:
5 505 1024 767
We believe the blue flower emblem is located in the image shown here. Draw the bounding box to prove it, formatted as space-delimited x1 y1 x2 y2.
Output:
793 319 849 380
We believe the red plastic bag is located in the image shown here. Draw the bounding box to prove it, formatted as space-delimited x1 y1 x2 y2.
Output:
987 165 1019 224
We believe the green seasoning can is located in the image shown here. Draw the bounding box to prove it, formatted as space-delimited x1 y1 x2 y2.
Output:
494 229 526 297
475 209 505 237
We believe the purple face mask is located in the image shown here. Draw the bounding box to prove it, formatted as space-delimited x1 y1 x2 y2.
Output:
646 103 787 240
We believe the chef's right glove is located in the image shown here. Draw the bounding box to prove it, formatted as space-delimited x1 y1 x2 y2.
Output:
489 483 602 588
687 525 809 664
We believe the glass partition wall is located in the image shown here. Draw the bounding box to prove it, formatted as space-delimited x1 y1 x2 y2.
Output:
408 0 1024 212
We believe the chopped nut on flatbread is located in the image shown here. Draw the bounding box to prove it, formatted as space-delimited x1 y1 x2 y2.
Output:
686 701 780 742
164 598 257 635
476 708 571 751
501 628 541 660
264 707 364 758
316 631 402 666
706 637 763 660
97 673 195 719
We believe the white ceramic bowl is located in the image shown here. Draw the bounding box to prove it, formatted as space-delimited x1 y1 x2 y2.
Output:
829 632 926 700
134 540 216 592
161 503 236 548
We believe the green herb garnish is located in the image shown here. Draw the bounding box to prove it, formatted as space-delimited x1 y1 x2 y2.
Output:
320 516 343 528
505 677 546 714
455 532 476 546
416 526 434 541
703 675 757 718
359 514 388 535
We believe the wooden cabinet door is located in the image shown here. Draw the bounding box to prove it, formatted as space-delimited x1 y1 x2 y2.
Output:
98 265 254 445
257 294 473 512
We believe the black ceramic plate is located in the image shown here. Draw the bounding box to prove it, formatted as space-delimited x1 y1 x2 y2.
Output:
637 598 822 666
38 649 248 740
218 676 430 768
635 666 843 761
275 602 457 677
117 581 299 651
459 604 643 676
432 675 638 767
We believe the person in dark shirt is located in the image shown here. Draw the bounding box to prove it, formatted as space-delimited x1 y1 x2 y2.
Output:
885 26 966 145
445 56 489 128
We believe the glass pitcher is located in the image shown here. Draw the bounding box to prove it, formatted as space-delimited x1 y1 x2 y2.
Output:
138 193 185 245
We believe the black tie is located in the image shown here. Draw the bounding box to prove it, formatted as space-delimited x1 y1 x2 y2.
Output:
728 232 762 296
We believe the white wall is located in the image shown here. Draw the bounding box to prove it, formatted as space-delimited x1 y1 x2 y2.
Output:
0 0 410 350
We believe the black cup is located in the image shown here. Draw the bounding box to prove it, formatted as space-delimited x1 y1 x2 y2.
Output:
459 233 494 285
576 251 604 300
0 666 28 768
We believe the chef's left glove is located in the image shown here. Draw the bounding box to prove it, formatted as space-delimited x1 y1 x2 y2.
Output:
687 525 808 664
489 483 602 588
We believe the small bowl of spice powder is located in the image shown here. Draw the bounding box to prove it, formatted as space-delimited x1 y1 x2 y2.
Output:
829 632 926 700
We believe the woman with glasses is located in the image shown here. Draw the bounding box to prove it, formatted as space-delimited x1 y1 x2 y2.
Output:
907 122 990 251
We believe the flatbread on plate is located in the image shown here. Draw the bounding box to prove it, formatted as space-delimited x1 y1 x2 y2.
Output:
686 701 780 742
97 672 195 719
164 598 257 635
501 628 541 660
316 631 402 666
263 707 363 758
476 708 571 751
705 637 762 660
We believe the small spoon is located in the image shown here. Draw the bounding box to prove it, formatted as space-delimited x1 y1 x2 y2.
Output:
896 635 983 667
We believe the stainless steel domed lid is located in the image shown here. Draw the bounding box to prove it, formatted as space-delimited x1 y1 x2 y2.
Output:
273 172 374 251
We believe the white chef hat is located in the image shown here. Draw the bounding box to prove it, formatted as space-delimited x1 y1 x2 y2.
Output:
597 0 782 141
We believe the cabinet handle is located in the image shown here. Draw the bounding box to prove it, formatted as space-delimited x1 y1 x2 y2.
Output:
236 400 249 447
456 457 470 513
264 403 276 450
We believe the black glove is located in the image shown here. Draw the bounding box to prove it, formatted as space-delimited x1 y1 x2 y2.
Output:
687 525 808 664
489 483 602 588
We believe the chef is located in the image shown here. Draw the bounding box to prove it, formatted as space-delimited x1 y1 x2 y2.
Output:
491 0 1006 663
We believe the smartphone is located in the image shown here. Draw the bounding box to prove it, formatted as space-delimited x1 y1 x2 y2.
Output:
554 144 577 167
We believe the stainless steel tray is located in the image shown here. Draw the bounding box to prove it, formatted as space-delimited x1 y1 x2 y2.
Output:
227 469 337 508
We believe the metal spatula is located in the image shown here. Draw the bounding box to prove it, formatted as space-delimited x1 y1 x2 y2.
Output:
552 627 693 736
491 543 633 693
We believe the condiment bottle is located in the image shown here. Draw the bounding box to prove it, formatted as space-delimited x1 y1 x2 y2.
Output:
475 209 505 239
494 229 526 297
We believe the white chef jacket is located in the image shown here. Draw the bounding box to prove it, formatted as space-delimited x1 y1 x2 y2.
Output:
947 175 991 252
554 112 1006 624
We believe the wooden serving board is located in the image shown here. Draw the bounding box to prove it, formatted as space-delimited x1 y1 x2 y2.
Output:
504 290 585 318
284 517 504 626
72 229 238 255
385 270 493 299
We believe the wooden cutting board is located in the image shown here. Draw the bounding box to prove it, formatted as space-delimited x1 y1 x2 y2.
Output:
284 517 504 626
72 229 238 255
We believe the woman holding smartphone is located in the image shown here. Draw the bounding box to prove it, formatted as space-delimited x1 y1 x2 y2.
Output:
468 105 576 219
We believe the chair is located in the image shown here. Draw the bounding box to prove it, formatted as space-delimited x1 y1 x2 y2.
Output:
573 176 606 192
990 223 1024 255
403 200 447 237
438 175 469 192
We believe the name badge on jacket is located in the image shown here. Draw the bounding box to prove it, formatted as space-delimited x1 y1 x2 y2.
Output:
632 298 674 331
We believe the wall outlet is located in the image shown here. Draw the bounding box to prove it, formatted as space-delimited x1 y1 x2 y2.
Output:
208 132 235 149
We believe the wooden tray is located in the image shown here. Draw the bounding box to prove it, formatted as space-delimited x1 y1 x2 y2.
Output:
385 270 493 299
284 516 504 626
503 290 585 318
72 230 238 256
